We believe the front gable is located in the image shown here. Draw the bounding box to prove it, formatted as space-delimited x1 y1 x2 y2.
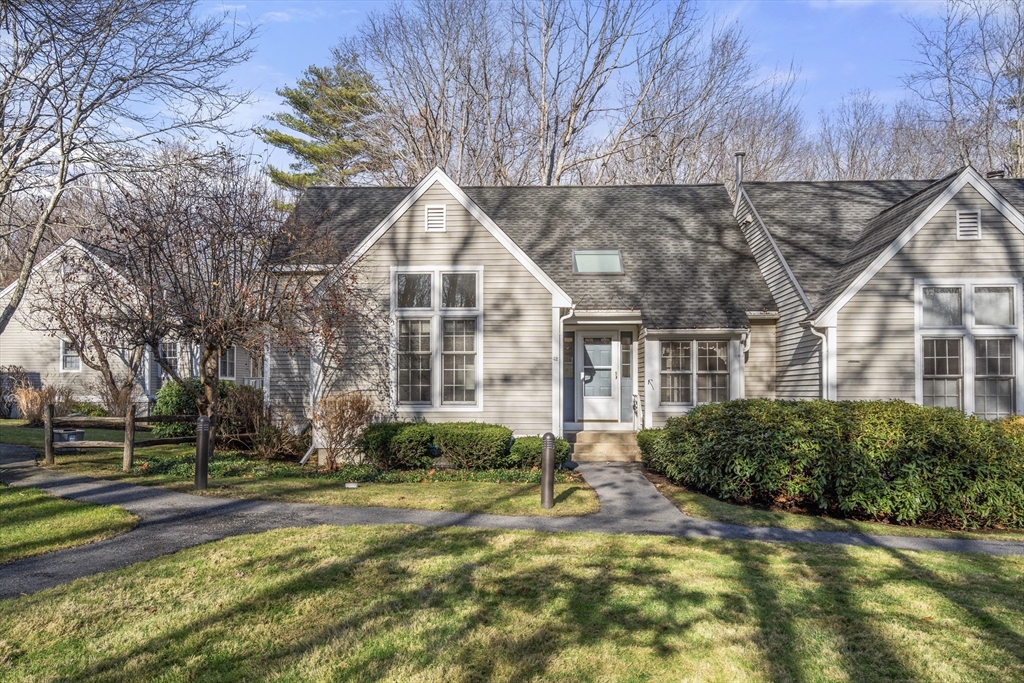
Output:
339 168 570 307
813 168 1024 327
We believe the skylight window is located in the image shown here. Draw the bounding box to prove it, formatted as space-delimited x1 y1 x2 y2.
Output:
572 249 623 274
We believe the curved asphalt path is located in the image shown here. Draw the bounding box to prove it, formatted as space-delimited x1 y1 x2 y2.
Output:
3 442 1024 600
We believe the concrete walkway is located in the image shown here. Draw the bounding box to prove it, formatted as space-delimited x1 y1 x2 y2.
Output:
3 444 1024 600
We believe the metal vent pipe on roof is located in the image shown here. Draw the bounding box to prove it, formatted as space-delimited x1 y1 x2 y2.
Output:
986 169 1006 179
734 151 746 187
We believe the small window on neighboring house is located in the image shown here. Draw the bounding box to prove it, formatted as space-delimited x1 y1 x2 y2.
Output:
956 211 981 240
975 338 1015 419
60 340 81 372
923 338 963 410
159 341 178 376
425 205 447 232
660 342 692 405
697 341 730 404
250 351 264 379
572 249 624 274
218 347 236 379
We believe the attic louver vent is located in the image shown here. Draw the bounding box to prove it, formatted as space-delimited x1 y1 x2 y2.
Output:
425 205 447 232
956 211 981 240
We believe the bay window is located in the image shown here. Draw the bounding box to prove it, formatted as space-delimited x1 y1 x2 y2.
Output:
393 267 482 409
917 280 1022 418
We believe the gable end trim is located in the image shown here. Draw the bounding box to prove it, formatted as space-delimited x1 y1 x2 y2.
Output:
811 167 1024 327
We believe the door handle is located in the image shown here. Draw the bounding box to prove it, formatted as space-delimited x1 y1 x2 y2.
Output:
615 371 618 379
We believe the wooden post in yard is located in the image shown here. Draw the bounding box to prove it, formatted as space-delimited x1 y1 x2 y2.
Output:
122 404 136 471
43 403 55 465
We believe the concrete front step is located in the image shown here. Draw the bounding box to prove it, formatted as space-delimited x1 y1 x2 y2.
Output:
570 431 641 462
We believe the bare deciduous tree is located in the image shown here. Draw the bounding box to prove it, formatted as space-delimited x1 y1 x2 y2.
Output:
0 0 255 335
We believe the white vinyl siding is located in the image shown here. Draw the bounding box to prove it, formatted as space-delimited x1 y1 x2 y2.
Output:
60 340 81 372
836 184 1024 412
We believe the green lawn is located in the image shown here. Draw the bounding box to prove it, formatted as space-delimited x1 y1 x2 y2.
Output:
651 476 1024 543
1 525 1022 682
0 420 598 517
0 482 137 564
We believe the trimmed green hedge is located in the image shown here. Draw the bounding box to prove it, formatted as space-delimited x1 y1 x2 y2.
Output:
360 422 436 470
508 436 571 468
358 422 570 470
640 399 1024 530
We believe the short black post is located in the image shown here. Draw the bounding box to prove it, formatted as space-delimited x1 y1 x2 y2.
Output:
43 404 55 465
195 416 210 491
541 432 555 509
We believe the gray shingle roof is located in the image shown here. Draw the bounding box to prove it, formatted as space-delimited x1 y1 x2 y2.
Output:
291 184 776 329
812 172 961 314
742 179 936 310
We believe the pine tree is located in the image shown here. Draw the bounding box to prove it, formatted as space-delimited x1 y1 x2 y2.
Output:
256 53 383 190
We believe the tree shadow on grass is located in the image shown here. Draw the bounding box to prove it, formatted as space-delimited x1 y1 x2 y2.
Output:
55 526 731 682
10 529 1024 682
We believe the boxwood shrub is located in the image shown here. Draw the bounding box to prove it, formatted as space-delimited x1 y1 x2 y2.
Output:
359 422 435 470
432 422 513 469
358 421 517 470
507 435 571 468
643 399 1024 530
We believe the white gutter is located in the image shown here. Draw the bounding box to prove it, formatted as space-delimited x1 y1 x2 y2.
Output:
808 326 829 400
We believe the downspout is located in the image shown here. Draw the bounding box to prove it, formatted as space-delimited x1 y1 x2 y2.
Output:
808 326 829 400
556 303 577 437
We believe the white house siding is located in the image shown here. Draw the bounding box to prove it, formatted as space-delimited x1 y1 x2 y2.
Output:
330 181 555 435
735 190 821 399
745 319 777 398
836 183 1024 400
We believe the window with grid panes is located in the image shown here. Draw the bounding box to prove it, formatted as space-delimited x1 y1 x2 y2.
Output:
442 318 476 403
397 319 432 403
923 338 962 410
394 268 481 407
660 341 691 404
697 341 729 404
975 337 1014 418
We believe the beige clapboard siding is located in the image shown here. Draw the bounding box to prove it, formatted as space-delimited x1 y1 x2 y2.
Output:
331 181 554 435
745 320 777 398
837 184 1024 400
736 191 821 398
0 311 106 397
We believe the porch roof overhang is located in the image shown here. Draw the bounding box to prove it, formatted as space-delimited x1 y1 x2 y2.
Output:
563 309 643 326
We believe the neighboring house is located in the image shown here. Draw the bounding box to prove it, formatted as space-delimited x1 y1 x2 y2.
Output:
0 240 267 413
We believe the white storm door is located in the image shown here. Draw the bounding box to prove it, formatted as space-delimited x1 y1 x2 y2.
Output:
580 332 619 421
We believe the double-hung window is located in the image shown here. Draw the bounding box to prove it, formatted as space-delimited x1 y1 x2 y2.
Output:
659 340 730 406
393 267 482 408
917 280 1021 418
159 341 178 376
60 340 81 372
218 346 236 380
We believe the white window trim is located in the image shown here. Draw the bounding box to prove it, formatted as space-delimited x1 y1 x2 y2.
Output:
59 339 82 373
648 335 745 414
956 210 982 241
391 266 484 412
218 346 236 380
914 278 1024 416
424 204 447 232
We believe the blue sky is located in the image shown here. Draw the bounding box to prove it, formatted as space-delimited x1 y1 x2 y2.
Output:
205 0 948 159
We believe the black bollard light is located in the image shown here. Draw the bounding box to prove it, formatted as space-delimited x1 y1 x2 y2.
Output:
541 432 555 509
195 416 210 491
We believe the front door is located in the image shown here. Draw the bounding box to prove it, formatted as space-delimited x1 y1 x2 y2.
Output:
580 332 619 421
